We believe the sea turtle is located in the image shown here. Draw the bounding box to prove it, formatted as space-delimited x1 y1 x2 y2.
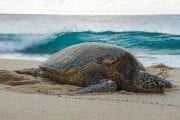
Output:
16 43 172 93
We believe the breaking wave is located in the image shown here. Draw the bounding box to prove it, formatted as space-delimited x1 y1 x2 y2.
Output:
0 31 180 55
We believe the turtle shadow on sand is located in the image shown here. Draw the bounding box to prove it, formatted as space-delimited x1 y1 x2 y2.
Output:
0 43 174 95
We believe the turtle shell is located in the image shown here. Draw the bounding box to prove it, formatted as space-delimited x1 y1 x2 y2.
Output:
39 43 145 88
40 43 144 70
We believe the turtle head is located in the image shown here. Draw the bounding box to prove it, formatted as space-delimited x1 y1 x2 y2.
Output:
135 71 172 92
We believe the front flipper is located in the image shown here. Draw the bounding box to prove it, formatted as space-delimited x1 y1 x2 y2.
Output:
73 79 117 94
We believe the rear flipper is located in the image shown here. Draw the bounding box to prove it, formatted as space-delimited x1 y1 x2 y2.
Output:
15 68 42 77
0 70 40 86
73 79 117 94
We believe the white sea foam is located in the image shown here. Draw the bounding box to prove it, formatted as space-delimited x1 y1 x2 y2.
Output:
0 34 52 52
136 54 180 67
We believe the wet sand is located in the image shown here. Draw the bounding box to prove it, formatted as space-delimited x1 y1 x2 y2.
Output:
0 58 179 120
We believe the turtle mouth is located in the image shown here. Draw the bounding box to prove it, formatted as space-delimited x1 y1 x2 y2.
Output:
154 78 172 89
154 80 164 88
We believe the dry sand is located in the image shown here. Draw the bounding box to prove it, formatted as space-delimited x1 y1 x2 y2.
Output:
0 58 180 120
0 58 41 70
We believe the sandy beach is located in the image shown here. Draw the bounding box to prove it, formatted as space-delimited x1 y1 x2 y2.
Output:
0 1 180 120
0 58 180 120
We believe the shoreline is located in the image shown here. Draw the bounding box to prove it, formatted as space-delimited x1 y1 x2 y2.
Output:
0 58 179 120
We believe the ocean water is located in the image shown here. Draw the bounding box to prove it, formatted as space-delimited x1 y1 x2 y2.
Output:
0 14 180 67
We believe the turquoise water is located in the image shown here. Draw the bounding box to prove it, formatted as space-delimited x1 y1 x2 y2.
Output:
0 31 180 54
0 15 180 67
